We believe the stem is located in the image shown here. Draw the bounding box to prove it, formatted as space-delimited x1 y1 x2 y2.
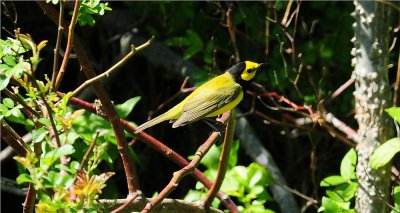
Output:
203 110 236 208
71 36 154 97
1 120 28 156
79 130 100 171
393 52 400 107
54 0 79 91
51 0 64 91
3 88 40 119
22 183 36 213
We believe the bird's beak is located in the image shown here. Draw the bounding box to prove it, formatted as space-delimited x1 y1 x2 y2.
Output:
257 63 267 70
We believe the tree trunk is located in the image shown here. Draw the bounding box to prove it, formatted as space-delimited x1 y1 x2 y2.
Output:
352 1 393 212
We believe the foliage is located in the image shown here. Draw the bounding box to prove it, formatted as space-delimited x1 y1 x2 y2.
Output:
319 149 357 212
185 141 275 212
46 0 112 27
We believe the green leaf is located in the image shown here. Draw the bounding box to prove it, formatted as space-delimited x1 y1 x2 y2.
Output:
41 144 75 170
32 127 48 143
318 196 353 213
3 98 14 108
370 138 400 169
38 118 52 126
326 182 357 202
340 148 356 180
0 74 11 91
321 175 347 187
16 173 33 184
304 95 316 105
247 163 273 187
386 107 400 124
115 97 141 118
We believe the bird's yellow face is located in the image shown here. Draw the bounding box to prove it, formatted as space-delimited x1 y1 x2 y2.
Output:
241 61 261 81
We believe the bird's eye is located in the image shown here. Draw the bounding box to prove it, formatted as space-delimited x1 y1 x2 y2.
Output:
248 68 255 73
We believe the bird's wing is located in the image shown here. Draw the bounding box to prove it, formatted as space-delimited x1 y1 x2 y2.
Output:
172 84 241 128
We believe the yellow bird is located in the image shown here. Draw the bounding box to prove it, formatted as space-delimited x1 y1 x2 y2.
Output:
135 61 265 133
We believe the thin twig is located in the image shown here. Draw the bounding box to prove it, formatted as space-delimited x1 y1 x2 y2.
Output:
1 120 28 156
141 132 221 213
323 77 355 104
54 0 79 90
51 0 64 91
71 36 155 97
36 97 61 148
79 131 100 171
3 88 40 119
226 5 240 63
393 52 400 107
203 110 236 208
281 0 293 27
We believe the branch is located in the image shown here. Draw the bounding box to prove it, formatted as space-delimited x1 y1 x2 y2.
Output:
71 36 154 97
202 110 236 208
78 130 100 171
54 0 79 90
51 0 64 90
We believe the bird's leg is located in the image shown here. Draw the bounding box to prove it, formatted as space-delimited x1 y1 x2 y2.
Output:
203 118 226 145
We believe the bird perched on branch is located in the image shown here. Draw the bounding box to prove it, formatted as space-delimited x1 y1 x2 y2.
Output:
135 61 266 133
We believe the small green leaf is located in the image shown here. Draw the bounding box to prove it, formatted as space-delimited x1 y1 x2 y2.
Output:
0 74 11 91
32 127 48 143
115 97 141 118
304 95 316 105
321 175 347 187
326 182 357 202
370 138 400 169
16 173 33 184
3 98 14 108
340 148 357 180
38 118 52 126
41 144 75 170
319 196 352 213
386 107 400 124
247 163 273 187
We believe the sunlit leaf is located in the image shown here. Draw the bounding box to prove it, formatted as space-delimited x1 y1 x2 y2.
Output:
370 138 400 169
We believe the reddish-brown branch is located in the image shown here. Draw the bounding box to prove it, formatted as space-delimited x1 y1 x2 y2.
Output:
51 0 64 90
226 5 240 63
38 2 140 194
1 122 27 157
54 0 79 90
323 77 355 104
22 183 36 213
203 110 236 208
63 93 238 212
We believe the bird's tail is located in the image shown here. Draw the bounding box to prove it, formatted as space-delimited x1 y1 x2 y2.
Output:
134 112 171 133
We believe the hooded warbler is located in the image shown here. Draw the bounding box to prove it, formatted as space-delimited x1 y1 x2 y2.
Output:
134 61 265 133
